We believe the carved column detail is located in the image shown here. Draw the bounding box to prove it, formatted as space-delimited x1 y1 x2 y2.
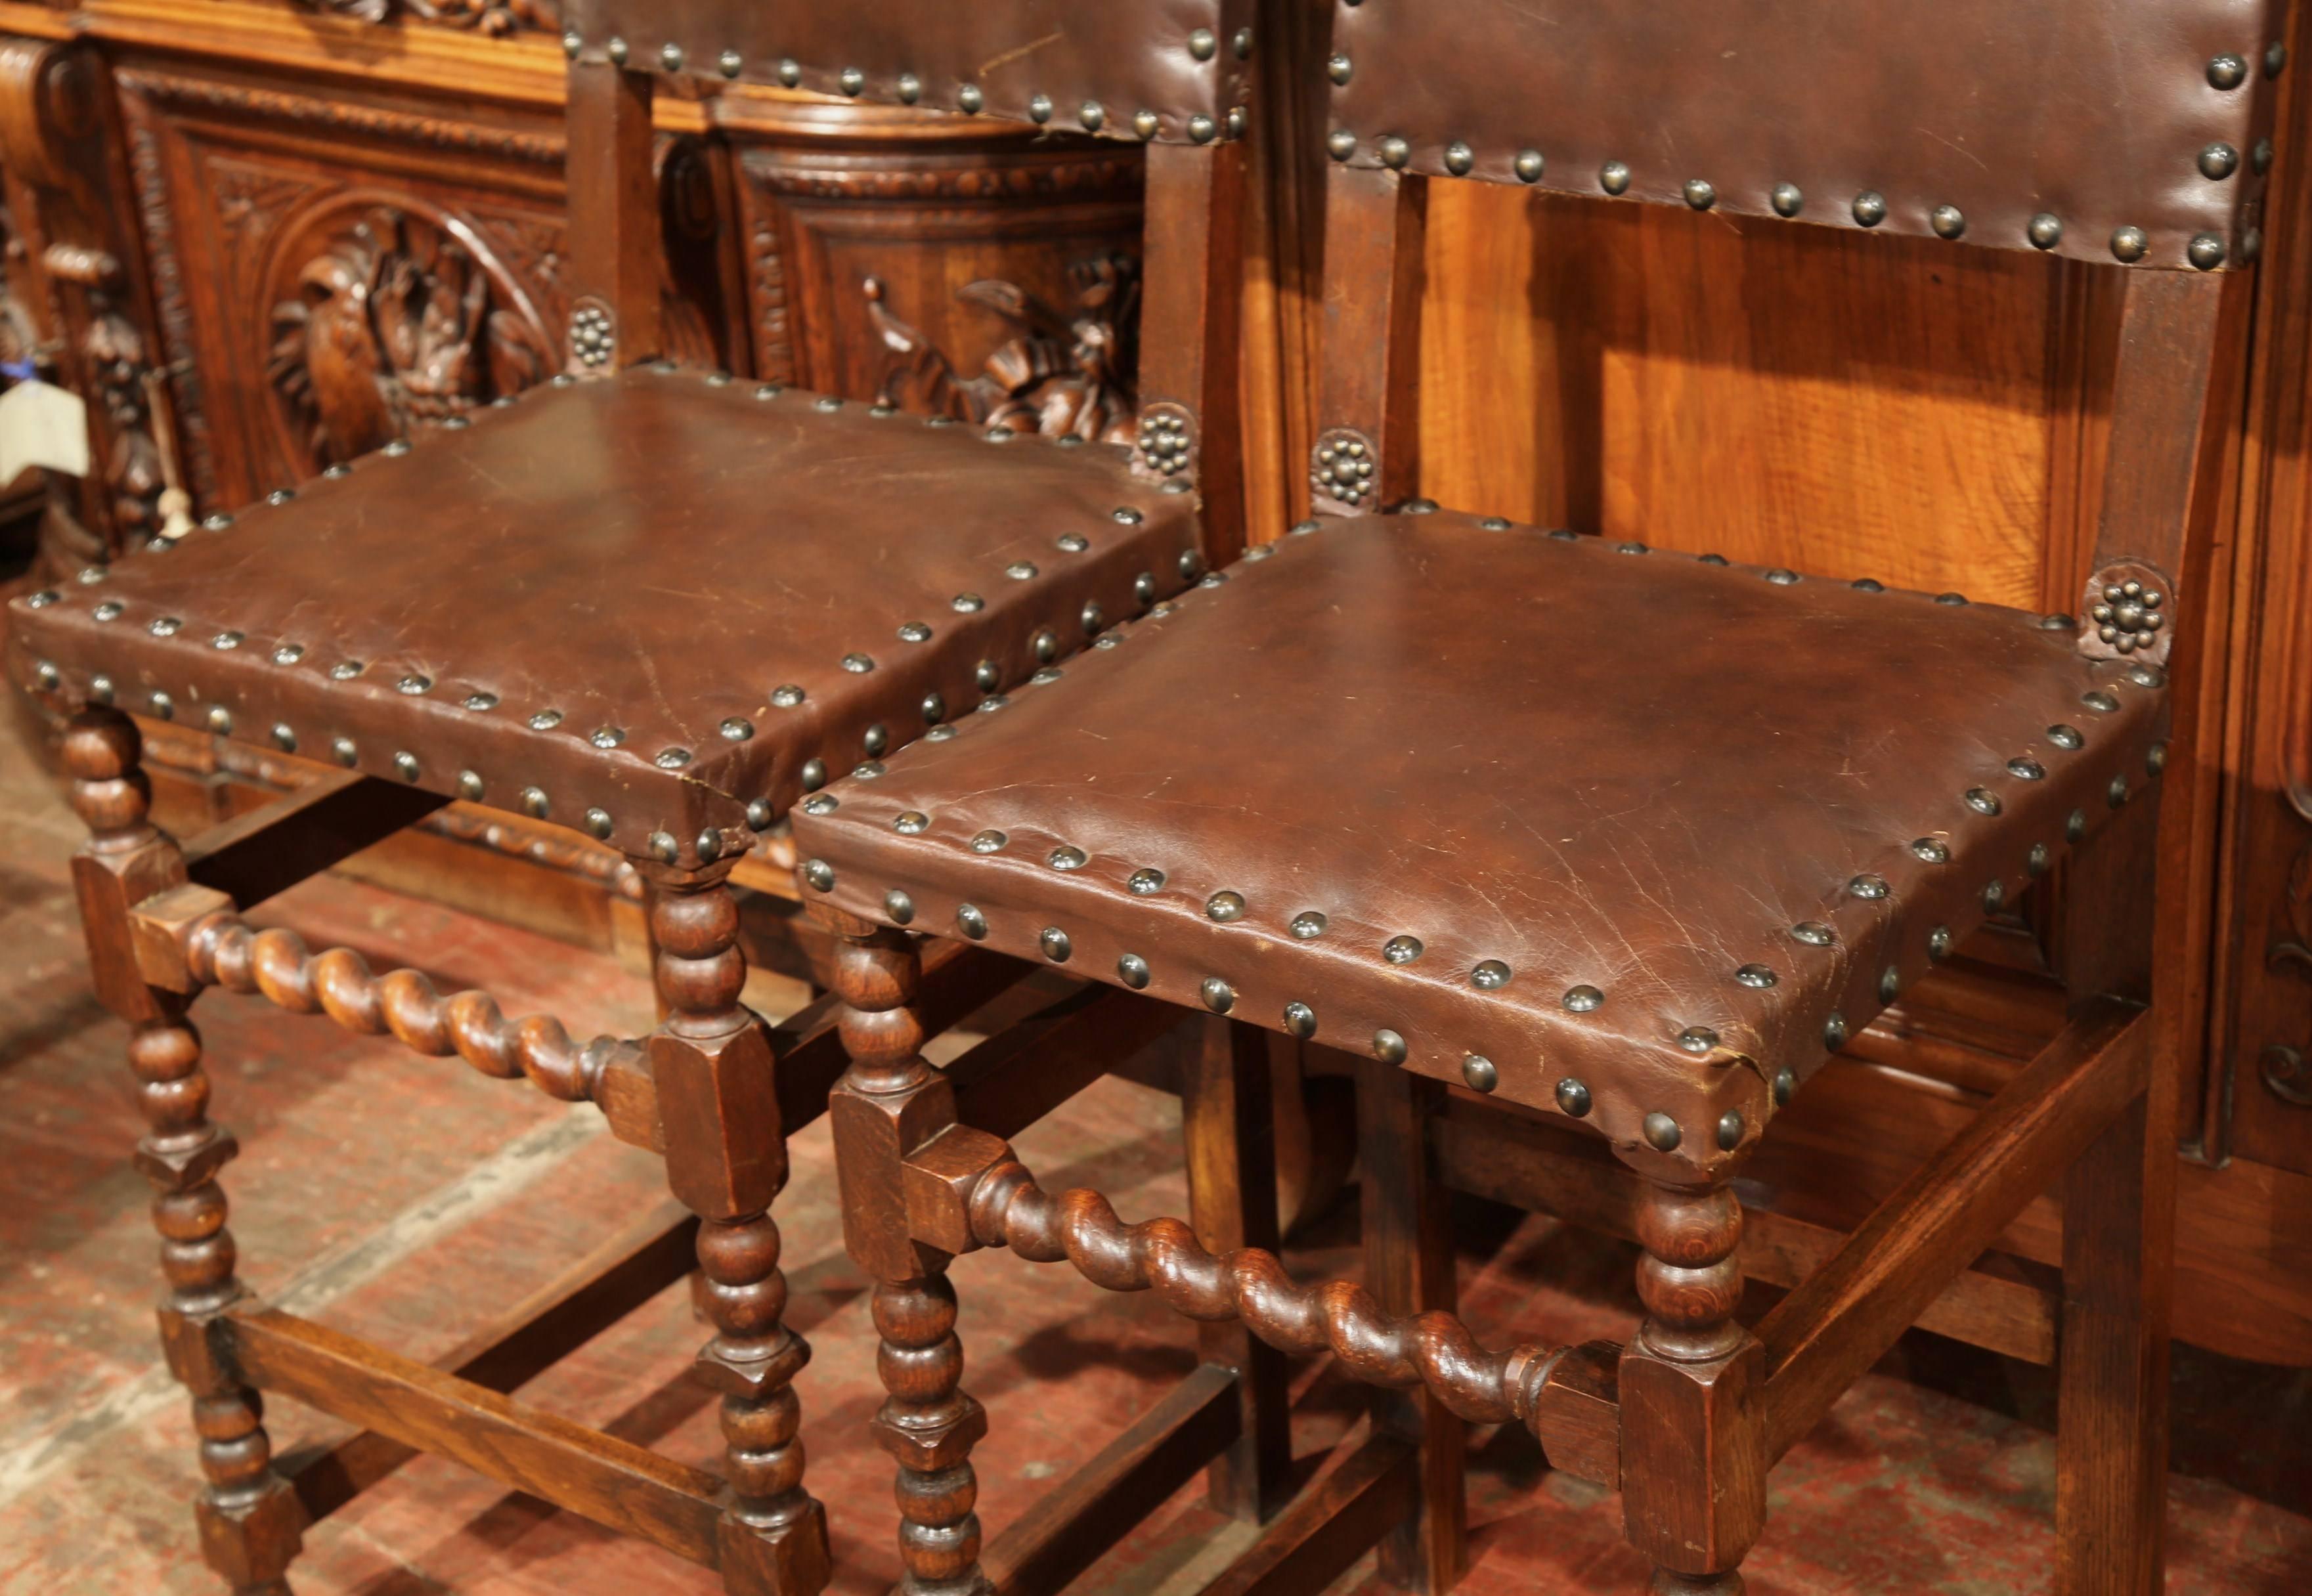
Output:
0 41 185 561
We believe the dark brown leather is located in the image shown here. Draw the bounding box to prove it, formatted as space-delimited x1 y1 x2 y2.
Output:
566 1 1257 146
789 514 2170 1175
8 368 1202 867
1328 0 2289 270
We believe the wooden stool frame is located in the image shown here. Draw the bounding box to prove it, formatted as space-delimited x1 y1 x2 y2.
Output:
75 720 1289 1594
55 5 1268 1591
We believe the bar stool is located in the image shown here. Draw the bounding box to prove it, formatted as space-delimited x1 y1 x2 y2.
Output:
3 5 1259 1591
787 1 2284 1591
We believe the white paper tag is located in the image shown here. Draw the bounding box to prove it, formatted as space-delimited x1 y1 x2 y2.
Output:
0 379 91 484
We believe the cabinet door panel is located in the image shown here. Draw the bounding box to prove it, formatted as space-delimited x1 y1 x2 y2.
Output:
116 62 575 507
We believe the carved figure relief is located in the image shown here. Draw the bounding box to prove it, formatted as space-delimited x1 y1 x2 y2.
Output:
269 203 554 467
866 253 1141 441
294 0 561 34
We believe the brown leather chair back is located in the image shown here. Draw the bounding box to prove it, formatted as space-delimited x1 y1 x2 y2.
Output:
563 2 1256 146
1301 6 2269 1127
1324 0 2289 270
1311 0 2270 687
556 0 1255 554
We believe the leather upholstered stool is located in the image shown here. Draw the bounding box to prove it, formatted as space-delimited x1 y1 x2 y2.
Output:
4 5 1257 1593
787 2 2286 1593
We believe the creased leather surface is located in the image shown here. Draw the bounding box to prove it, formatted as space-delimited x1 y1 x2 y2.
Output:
791 515 2169 1174
1329 0 2290 269
7 370 1201 864
568 0 1257 144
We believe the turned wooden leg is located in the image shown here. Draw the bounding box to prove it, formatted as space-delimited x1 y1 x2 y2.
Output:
1184 1019 1290 1522
66 710 304 1595
1356 1057 1466 1593
875 1272 989 1596
826 920 991 1596
647 867 829 1596
1618 1176 1764 1596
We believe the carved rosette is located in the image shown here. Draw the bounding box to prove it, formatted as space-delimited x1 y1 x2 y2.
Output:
569 299 615 371
1135 403 1195 480
268 202 554 469
2076 561 2175 666
1311 427 1380 512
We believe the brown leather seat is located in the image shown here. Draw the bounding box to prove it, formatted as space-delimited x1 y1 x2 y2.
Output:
9 366 1200 863
789 511 2169 1173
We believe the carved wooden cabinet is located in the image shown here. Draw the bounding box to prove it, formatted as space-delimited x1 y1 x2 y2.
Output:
124 62 624 507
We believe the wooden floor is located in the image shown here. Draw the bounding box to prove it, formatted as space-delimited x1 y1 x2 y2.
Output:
3 744 2311 1595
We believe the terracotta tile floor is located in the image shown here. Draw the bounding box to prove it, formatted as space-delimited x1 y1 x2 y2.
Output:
3 738 2311 1595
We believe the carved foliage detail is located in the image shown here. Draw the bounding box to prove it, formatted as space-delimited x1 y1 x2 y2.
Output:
269 204 553 465
865 254 1140 441
294 0 562 34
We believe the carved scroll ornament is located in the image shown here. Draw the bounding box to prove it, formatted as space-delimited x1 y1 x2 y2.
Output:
2262 841 2312 1109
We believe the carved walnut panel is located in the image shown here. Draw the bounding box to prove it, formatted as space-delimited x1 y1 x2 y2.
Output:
110 60 738 509
727 106 1145 431
114 63 576 506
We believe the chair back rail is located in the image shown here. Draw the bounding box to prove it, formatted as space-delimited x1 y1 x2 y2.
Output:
1312 0 2267 656
563 2 1256 144
1326 0 2290 270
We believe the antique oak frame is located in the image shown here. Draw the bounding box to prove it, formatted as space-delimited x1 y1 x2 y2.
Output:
42 3 1265 1593
794 2 2284 1593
